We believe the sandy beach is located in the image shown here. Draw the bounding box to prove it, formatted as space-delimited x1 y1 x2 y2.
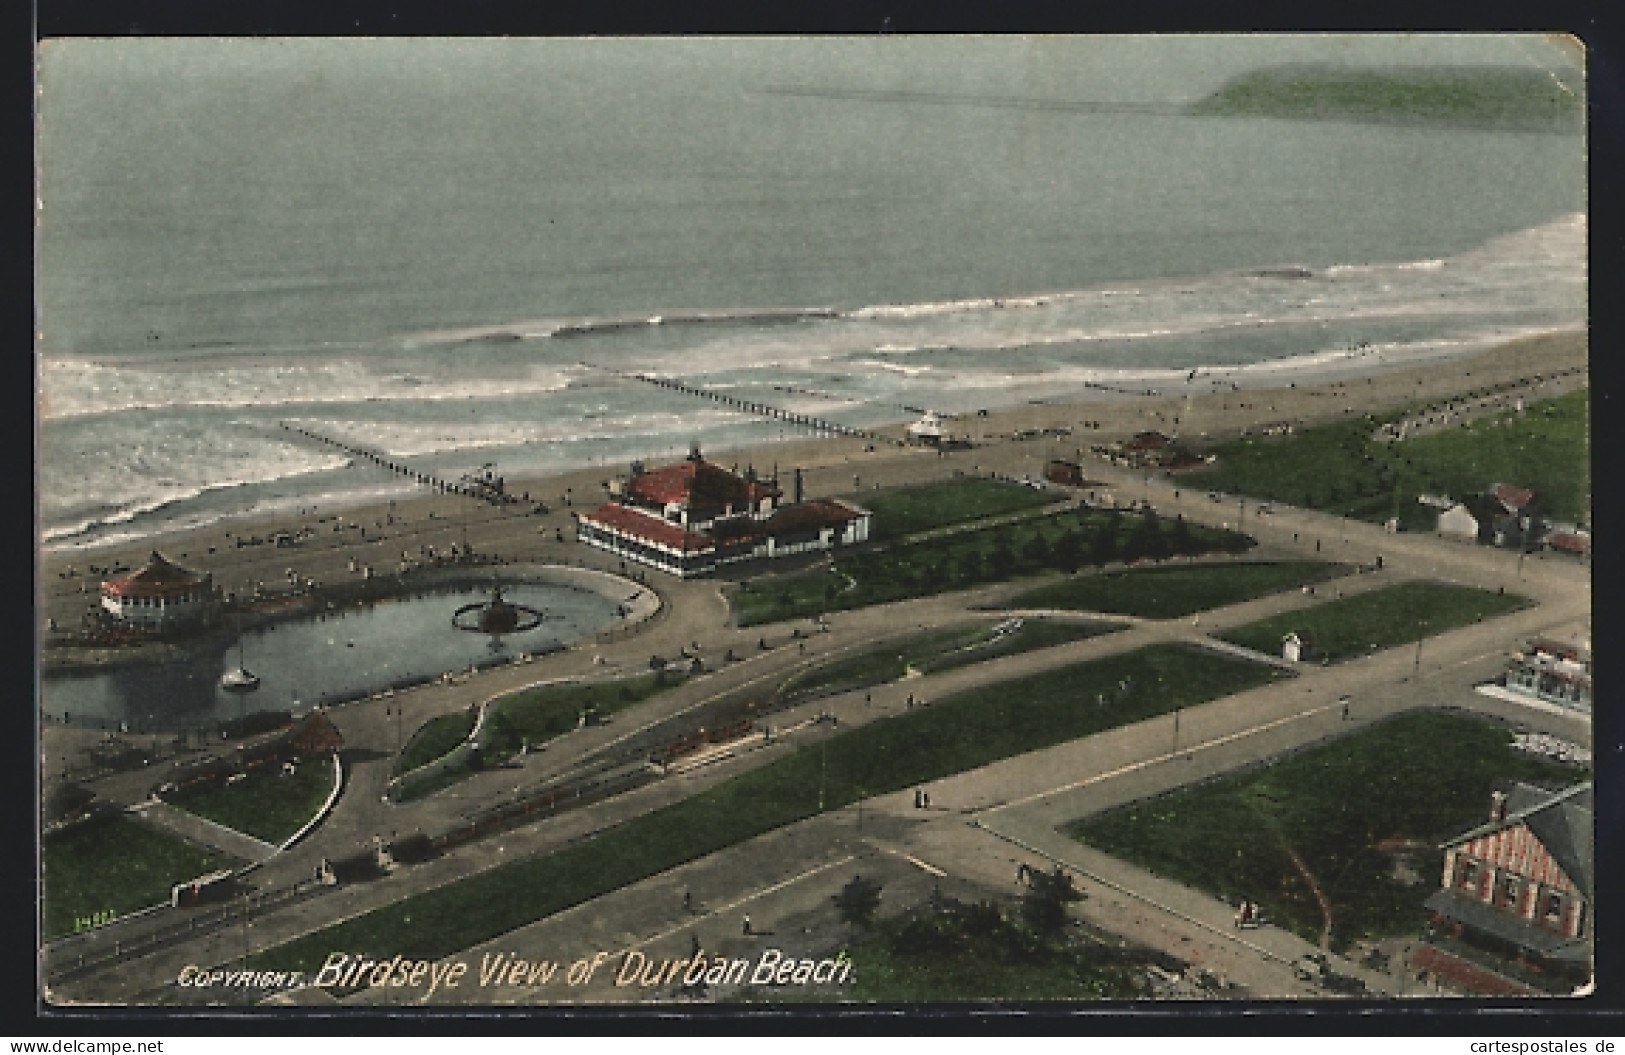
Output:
37 328 1585 645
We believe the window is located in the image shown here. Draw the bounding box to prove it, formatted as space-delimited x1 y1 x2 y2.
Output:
1544 893 1564 922
1458 859 1480 889
1501 874 1521 907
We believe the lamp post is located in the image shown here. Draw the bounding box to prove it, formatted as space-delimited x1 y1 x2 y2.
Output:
818 738 827 814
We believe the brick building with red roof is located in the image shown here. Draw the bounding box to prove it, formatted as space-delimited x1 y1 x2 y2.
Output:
99 551 217 633
577 448 871 577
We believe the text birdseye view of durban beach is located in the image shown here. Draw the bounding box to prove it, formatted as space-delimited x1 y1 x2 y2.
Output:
36 35 1591 1008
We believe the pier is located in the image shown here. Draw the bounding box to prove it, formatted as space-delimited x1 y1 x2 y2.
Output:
279 423 522 505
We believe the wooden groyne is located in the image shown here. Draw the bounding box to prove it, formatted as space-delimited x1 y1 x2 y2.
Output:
584 364 902 446
280 423 522 505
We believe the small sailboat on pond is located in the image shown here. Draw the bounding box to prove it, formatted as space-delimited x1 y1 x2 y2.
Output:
220 627 261 693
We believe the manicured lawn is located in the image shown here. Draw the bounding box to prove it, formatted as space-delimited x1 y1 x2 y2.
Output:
864 477 1055 541
1070 711 1588 951
1008 561 1345 619
731 508 1252 627
1184 390 1588 527
165 756 337 845
1218 582 1526 662
394 708 477 777
252 644 1276 972
42 816 246 939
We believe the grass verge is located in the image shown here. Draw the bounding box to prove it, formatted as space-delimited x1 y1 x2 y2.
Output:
165 757 337 845
252 643 1276 972
1008 560 1344 618
864 477 1055 540
1218 582 1525 662
1070 710 1588 951
775 618 1118 702
43 816 247 939
394 708 478 778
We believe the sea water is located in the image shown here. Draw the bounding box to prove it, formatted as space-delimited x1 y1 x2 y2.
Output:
36 37 1586 552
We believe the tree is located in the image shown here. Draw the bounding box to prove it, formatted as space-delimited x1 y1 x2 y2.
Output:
1053 529 1083 574
1022 530 1052 568
1021 865 1084 936
832 874 883 929
1136 509 1173 562
1089 523 1117 568
1170 514 1195 555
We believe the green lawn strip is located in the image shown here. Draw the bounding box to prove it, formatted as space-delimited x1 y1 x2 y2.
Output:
251 644 1275 972
1070 711 1588 951
395 671 693 802
482 670 691 763
43 816 248 939
732 508 1251 627
864 477 1054 541
1218 582 1526 662
776 624 994 700
394 708 478 777
164 758 337 845
776 619 1118 703
915 618 1121 676
1008 561 1344 619
1183 389 1587 527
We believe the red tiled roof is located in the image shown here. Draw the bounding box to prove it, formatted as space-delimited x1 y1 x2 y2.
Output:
765 500 862 535
1127 431 1171 450
1547 532 1589 554
627 459 780 514
581 503 715 553
102 551 208 599
1494 484 1536 511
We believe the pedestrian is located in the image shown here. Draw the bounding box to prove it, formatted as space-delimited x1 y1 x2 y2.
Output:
742 914 752 936
865 692 871 704
683 890 693 912
1341 701 1350 721
922 792 931 808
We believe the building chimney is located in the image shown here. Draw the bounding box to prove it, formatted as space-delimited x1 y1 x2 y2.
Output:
794 467 804 505
1490 789 1508 824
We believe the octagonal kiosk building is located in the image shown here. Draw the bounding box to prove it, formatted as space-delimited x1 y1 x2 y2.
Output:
99 551 217 634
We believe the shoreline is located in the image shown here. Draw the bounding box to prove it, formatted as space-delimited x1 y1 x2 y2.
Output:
36 328 1586 654
39 325 1581 558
